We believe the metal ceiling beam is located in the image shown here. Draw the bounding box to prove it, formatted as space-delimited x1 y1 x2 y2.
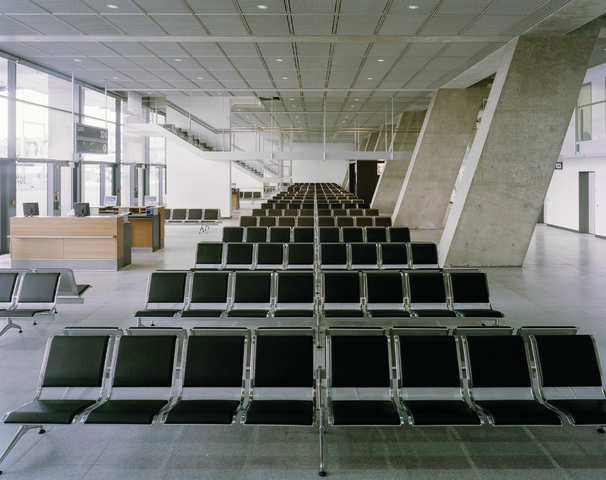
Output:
114 88 433 92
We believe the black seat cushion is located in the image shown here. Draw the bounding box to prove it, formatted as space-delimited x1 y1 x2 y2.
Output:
245 400 313 425
457 309 504 318
5 400 95 424
477 400 561 426
548 399 606 425
227 309 269 318
85 400 167 424
165 400 240 424
332 400 400 425
412 309 457 318
274 310 314 317
368 310 410 318
404 400 480 426
0 309 51 317
181 309 224 318
134 309 180 318
324 309 364 317
76 284 91 296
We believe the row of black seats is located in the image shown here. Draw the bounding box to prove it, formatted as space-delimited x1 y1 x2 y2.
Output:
195 242 437 270
253 208 379 217
135 270 501 321
3 325 604 476
241 216 392 227
223 226 410 243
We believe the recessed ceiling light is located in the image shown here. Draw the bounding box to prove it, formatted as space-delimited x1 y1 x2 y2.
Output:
276 58 283 62
257 4 268 9
289 97 294 101
73 58 81 62
174 58 182 62
113 76 119 80
408 4 419 9
367 77 373 80
354 98 359 101
106 4 119 9
196 76 204 80
282 76 288 80
377 58 384 62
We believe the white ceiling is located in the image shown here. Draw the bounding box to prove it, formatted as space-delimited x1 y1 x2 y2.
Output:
0 0 604 138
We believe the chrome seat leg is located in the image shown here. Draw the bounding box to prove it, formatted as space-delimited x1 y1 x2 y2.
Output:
0 425 43 474
0 319 23 337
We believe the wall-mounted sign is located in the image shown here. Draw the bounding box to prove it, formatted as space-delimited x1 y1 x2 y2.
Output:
555 161 563 170
76 123 108 154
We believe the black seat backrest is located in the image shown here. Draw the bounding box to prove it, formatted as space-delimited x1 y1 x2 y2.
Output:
317 203 329 209
267 209 282 217
389 227 410 242
374 216 392 227
321 243 347 266
252 192 262 199
399 336 460 388
196 242 223 265
190 272 229 303
408 272 446 304
302 203 314 209
113 335 177 387
294 227 314 242
147 271 187 303
240 216 257 227
350 243 377 265
222 227 244 242
257 243 284 265
318 216 335 227
301 208 314 216
318 208 331 216
246 227 267 243
324 272 360 303
342 227 363 242
18 272 61 303
0 272 19 302
165 208 171 219
356 217 373 227
278 217 295 227
333 208 347 216
172 209 186 220
43 335 109 387
535 335 602 387
277 272 314 303
204 209 219 220
269 227 291 243
467 336 530 388
365 208 379 216
337 217 354 227
451 272 490 303
288 243 314 265
319 227 339 243
259 216 277 227
298 216 314 227
366 272 403 303
243 192 252 199
187 209 203 220
349 208 364 216
252 208 266 216
284 209 298 217
275 203 287 209
254 334 314 387
233 272 271 303
381 243 408 266
331 335 390 387
366 227 387 242
225 243 254 265
411 242 438 265
288 203 301 210
184 334 245 387
344 203 357 209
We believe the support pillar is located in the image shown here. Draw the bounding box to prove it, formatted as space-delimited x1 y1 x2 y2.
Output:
440 35 596 267
371 110 426 215
391 87 488 231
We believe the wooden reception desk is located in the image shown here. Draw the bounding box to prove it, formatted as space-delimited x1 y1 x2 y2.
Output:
10 215 131 271
128 206 165 251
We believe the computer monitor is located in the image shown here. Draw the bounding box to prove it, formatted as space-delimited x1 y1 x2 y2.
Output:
23 202 39 217
104 195 117 206
74 202 90 217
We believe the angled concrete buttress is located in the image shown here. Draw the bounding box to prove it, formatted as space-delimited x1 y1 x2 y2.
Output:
439 35 597 267
391 86 489 230
371 110 426 215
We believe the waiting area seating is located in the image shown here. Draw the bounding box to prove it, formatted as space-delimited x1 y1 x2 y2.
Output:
166 208 221 232
3 324 605 476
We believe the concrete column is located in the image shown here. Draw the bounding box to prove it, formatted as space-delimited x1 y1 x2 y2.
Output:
391 87 488 233
440 35 596 267
371 110 426 214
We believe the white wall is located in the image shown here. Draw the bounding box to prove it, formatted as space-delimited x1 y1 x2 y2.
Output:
287 142 350 183
543 62 606 236
231 163 263 192
166 137 231 216
124 92 145 164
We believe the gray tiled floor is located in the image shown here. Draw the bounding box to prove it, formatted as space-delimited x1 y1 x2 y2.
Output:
1 221 606 479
